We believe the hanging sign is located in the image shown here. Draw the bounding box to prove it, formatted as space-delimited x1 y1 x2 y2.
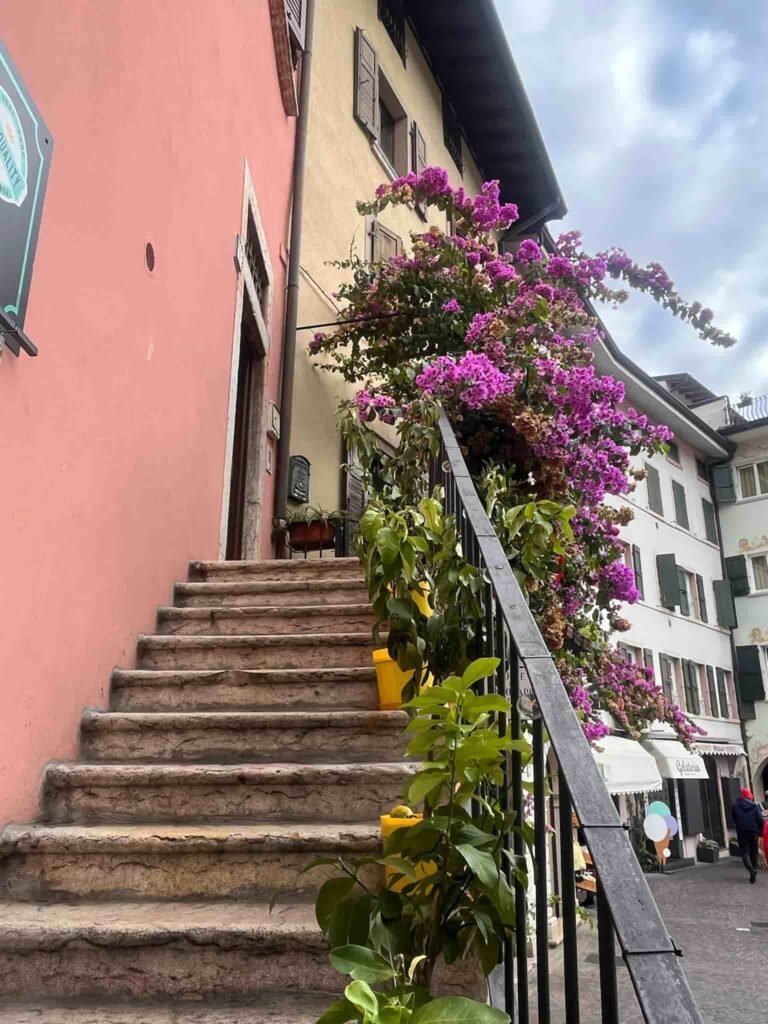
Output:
0 38 53 355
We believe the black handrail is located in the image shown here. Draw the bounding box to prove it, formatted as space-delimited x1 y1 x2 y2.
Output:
430 410 703 1024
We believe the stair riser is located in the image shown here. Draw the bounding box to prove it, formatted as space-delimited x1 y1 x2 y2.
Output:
82 724 405 763
156 610 376 637
43 776 408 824
175 584 369 608
111 678 378 712
137 641 376 671
0 851 381 902
0 944 340 1000
189 560 362 583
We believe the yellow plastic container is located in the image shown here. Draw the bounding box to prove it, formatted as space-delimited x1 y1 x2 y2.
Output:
380 813 435 891
373 584 433 710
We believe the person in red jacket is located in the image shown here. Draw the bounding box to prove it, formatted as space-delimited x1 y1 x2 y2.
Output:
732 788 764 882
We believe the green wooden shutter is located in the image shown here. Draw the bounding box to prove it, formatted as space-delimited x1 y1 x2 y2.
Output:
713 580 737 628
631 544 644 599
643 648 654 677
702 499 718 544
659 655 673 699
645 463 664 516
657 553 679 609
712 464 736 504
354 28 379 138
725 555 749 597
695 574 708 623
683 661 700 714
677 567 690 616
411 122 427 218
736 645 765 702
716 668 730 718
672 480 689 529
705 665 718 716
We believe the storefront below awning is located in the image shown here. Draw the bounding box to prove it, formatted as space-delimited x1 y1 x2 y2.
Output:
694 742 746 758
592 735 663 795
642 737 708 780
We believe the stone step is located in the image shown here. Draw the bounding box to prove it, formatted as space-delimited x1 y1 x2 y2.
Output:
188 558 362 583
135 633 378 671
0 994 337 1024
0 901 340 1001
110 667 379 712
42 762 415 824
80 709 407 763
0 822 380 902
174 578 369 608
155 604 375 637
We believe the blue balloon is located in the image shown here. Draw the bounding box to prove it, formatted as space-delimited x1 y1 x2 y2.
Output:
664 815 679 837
648 800 671 818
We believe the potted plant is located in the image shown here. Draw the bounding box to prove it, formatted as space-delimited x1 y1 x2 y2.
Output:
696 838 720 863
283 506 346 554
737 392 753 409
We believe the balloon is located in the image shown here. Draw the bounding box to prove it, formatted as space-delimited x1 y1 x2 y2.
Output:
648 801 671 818
663 849 671 858
664 815 679 837
643 813 669 842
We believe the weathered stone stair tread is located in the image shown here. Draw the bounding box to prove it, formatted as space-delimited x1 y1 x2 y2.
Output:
46 762 413 788
1 821 380 855
135 633 379 670
155 604 375 636
138 633 376 649
189 558 362 582
83 709 406 732
0 993 335 1024
174 578 369 607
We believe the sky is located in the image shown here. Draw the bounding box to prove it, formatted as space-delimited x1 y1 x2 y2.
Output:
500 0 768 402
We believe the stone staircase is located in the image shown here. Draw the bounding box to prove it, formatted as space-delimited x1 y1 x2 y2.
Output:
0 557 414 1022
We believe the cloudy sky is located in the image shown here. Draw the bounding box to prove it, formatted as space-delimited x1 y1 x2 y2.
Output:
500 0 768 401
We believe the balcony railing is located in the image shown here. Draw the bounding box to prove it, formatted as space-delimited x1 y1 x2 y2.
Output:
429 409 703 1024
726 394 768 425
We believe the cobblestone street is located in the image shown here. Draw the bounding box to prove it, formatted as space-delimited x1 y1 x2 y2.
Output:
534 857 768 1023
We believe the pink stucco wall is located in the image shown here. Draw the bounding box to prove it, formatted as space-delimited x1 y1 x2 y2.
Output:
0 1 295 824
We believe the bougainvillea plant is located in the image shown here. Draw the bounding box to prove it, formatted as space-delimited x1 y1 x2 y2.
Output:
311 167 734 746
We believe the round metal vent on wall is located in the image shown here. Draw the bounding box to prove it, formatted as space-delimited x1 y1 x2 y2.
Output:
145 242 155 272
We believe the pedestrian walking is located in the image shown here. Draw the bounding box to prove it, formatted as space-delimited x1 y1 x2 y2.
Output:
731 787 764 883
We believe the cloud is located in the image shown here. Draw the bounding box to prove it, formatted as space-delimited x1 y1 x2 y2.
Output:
499 0 768 400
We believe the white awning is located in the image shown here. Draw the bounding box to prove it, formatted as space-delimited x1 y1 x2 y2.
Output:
695 742 746 758
592 735 663 795
642 738 708 780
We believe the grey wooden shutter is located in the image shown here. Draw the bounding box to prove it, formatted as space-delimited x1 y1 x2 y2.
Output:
411 121 427 218
725 555 749 597
371 220 403 263
716 668 730 718
657 553 679 610
736 645 765 702
713 579 737 628
645 464 664 516
683 661 700 714
344 469 366 556
695 574 708 622
677 568 690 616
354 28 379 138
659 655 673 699
672 480 689 529
705 665 718 716
712 464 736 504
643 649 654 676
631 545 644 599
702 499 718 544
285 0 307 50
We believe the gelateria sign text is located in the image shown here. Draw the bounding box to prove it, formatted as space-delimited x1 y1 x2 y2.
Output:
0 38 52 354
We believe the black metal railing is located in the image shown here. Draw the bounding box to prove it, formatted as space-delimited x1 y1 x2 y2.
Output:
429 410 703 1024
726 394 768 425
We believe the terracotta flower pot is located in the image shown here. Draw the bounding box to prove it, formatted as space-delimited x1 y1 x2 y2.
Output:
287 520 336 552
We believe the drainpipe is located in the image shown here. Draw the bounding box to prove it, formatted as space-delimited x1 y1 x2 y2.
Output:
709 460 754 789
274 0 316 548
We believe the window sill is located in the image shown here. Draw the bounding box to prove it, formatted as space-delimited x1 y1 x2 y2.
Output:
623 495 720 548
748 590 768 598
735 493 768 505
650 604 732 634
371 142 399 182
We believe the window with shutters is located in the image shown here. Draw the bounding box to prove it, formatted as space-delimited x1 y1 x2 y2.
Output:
725 555 749 597
672 480 689 529
716 668 730 718
367 218 403 263
737 461 768 499
737 645 766 702
682 661 701 715
645 463 664 516
666 441 681 464
713 579 738 628
752 554 768 591
694 574 708 623
659 655 675 701
378 0 406 64
657 553 679 610
677 567 692 617
442 95 463 173
376 73 409 176
631 544 644 600
702 499 718 544
705 665 718 716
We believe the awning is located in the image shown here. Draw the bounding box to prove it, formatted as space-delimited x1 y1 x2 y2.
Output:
642 738 708 780
695 742 746 758
592 735 663 795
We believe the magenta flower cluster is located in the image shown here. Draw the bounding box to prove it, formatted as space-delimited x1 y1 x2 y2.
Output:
415 352 518 410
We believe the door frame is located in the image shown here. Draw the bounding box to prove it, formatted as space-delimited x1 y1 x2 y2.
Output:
218 161 275 559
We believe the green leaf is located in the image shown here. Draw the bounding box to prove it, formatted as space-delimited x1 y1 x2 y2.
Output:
316 997 359 1024
316 876 356 930
376 526 401 566
330 945 397 984
379 855 418 880
406 769 447 806
455 844 500 888
344 980 379 1018
462 693 510 715
411 997 509 1023
461 658 500 688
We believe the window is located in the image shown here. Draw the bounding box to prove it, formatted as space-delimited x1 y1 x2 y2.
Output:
643 648 655 677
377 74 409 176
368 219 403 263
702 499 718 544
737 461 768 499
379 99 396 167
667 441 681 464
659 655 675 701
696 458 708 481
378 0 406 63
672 480 689 529
645 463 664 516
694 574 708 622
682 660 701 715
677 567 692 617
616 642 635 664
442 95 463 173
631 544 644 600
716 668 730 718
752 554 768 591
706 665 718 716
